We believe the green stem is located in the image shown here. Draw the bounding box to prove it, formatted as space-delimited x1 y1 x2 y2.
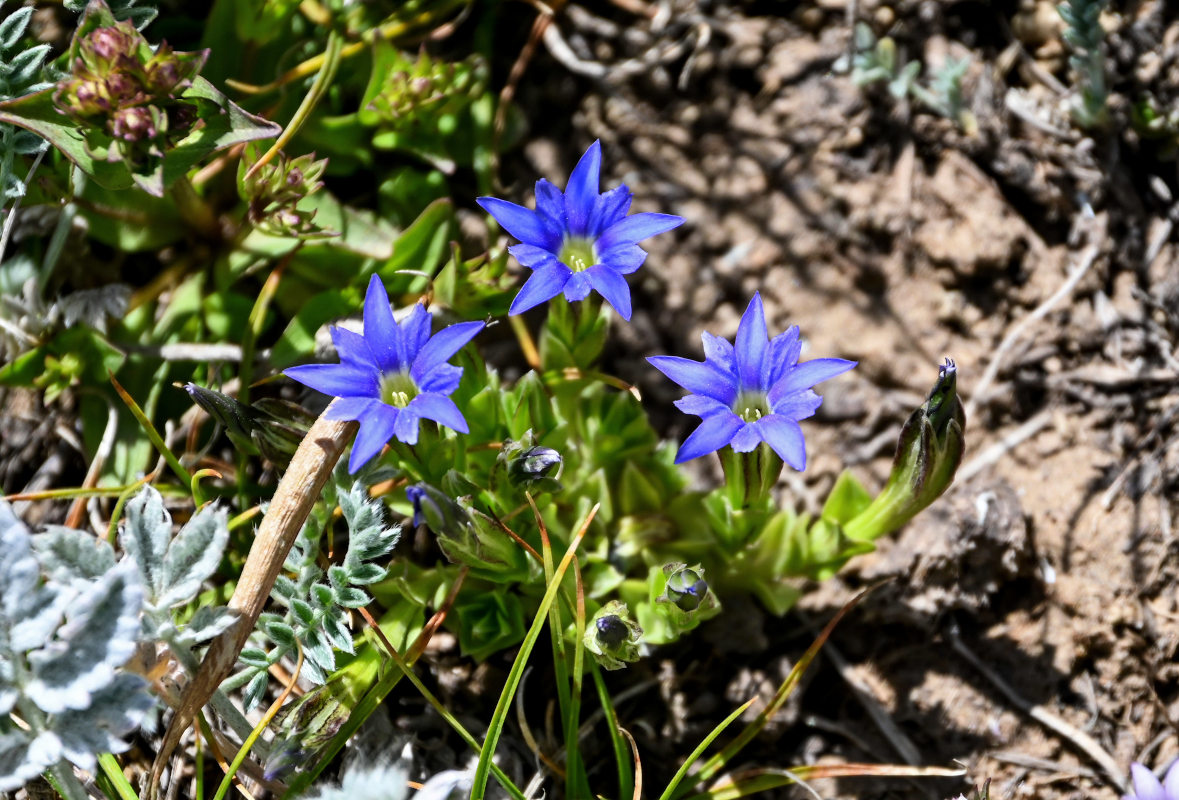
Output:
169 177 221 240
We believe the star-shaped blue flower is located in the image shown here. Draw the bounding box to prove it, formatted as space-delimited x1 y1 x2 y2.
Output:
647 293 855 468
284 275 484 473
476 140 684 320
1125 761 1179 800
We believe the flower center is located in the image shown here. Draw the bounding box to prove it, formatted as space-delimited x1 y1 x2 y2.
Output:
558 237 597 272
734 391 769 423
379 371 418 408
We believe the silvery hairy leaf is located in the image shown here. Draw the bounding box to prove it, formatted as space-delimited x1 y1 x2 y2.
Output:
120 485 172 600
157 502 229 609
53 673 154 772
172 605 237 648
0 729 60 792
25 561 143 713
0 505 74 655
34 526 117 585
340 483 400 569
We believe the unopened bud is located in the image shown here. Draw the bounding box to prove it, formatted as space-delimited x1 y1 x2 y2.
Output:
497 431 562 494
845 359 966 541
664 565 708 612
584 601 642 670
110 105 156 141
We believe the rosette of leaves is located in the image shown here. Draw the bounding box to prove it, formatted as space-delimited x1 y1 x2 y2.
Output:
358 42 489 169
238 144 333 239
227 482 400 707
0 0 278 197
0 502 153 793
0 1 52 201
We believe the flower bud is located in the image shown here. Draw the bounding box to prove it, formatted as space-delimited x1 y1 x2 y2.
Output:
80 23 139 74
405 482 470 534
497 430 562 494
183 383 311 468
844 359 966 541
265 683 352 780
663 564 708 612
584 600 642 671
110 105 157 141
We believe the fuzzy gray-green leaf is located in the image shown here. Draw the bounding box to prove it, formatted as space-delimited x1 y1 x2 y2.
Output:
121 485 172 599
25 561 143 714
0 7 32 51
0 729 59 792
158 502 229 608
52 673 153 772
33 526 117 585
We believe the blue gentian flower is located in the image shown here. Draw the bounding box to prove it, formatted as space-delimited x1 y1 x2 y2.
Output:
1125 761 1179 800
476 140 683 320
284 275 484 473
647 292 855 468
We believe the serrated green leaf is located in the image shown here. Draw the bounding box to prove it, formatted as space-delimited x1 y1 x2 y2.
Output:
264 619 297 649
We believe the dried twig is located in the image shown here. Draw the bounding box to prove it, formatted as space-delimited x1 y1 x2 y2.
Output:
966 241 1101 418
149 401 356 794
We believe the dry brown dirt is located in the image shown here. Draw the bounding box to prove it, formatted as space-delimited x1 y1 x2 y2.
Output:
490 0 1179 797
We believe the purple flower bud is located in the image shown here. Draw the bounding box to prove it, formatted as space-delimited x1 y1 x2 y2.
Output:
87 24 136 63
110 106 157 142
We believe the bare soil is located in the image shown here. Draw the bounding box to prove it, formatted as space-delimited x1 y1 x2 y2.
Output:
489 0 1179 797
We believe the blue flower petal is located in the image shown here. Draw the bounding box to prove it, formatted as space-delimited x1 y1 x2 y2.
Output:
563 272 593 302
1165 761 1179 798
767 389 823 422
647 356 737 405
347 401 399 473
362 274 403 373
285 363 378 399
535 179 565 224
400 303 432 362
325 395 379 423
701 331 735 376
417 362 462 395
675 412 743 463
393 405 421 445
598 243 647 275
509 243 560 269
758 415 807 471
735 293 769 391
509 262 572 315
770 358 857 399
584 264 632 320
729 422 761 453
564 140 601 236
673 394 730 418
477 197 558 251
1130 764 1166 800
331 326 378 370
410 321 483 385
597 212 684 250
588 184 633 236
766 326 801 384
411 393 469 433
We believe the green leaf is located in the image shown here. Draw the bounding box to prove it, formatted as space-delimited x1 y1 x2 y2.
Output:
820 470 873 526
0 89 137 190
76 178 185 251
378 198 454 284
0 6 33 51
270 289 357 370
